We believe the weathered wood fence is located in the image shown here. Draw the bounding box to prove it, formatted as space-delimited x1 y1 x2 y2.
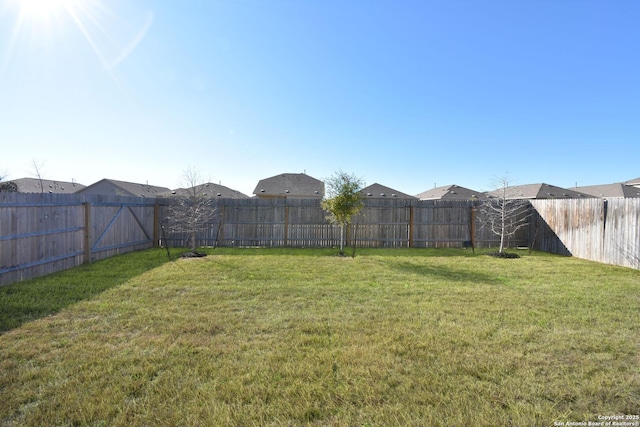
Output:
158 198 523 249
2 194 639 286
530 198 640 269
0 193 157 286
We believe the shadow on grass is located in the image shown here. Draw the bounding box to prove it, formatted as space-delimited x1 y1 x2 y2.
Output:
0 249 173 334
201 247 342 257
202 247 487 258
389 260 500 286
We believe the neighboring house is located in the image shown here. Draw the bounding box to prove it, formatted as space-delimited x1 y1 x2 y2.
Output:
0 177 85 194
77 178 170 197
575 183 640 198
253 173 324 199
486 183 592 199
416 184 483 201
624 177 640 189
360 183 416 199
161 183 250 199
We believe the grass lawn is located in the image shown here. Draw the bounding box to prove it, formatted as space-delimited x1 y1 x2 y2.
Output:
0 248 638 426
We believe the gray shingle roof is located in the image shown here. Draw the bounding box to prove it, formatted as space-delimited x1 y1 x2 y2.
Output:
624 176 640 187
486 183 592 199
360 183 416 199
162 183 249 199
575 183 640 198
7 178 86 194
78 179 170 197
253 173 324 198
416 184 483 200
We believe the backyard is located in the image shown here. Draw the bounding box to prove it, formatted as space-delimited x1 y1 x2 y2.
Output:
0 248 638 426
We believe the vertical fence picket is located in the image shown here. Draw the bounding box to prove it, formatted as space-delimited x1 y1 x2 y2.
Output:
2 194 639 286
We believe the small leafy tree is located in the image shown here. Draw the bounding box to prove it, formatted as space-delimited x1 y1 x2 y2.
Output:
479 176 531 255
0 181 18 192
321 170 365 256
165 167 217 254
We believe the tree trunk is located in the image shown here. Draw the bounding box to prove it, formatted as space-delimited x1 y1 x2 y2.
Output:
190 230 197 252
339 224 345 255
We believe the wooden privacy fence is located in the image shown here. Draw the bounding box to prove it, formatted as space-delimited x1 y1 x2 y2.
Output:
530 198 640 269
159 198 527 250
0 193 158 286
4 194 638 287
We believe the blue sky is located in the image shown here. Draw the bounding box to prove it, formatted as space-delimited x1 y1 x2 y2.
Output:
1 0 639 196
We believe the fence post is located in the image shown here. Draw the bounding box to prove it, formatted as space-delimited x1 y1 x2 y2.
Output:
219 205 225 247
83 201 92 264
284 204 289 246
470 205 476 252
153 202 160 247
602 199 608 259
408 205 414 248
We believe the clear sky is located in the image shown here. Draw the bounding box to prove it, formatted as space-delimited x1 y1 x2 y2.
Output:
1 0 639 196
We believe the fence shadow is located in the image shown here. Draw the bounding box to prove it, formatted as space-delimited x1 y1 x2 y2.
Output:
530 211 572 257
389 260 500 286
0 249 172 334
616 240 640 270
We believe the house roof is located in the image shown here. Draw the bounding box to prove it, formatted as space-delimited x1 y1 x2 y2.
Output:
416 184 483 200
78 179 170 197
6 178 85 194
486 183 592 199
360 183 416 199
161 183 250 199
624 176 640 187
575 183 640 198
253 173 324 197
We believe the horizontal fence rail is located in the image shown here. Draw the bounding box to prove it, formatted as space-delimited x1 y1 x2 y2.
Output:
0 193 158 286
2 194 639 286
158 198 525 250
530 198 640 269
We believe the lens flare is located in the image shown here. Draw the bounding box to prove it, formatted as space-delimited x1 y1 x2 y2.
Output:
18 0 70 21
4 0 153 74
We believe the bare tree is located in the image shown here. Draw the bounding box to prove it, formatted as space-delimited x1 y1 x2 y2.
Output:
32 159 45 194
479 176 531 254
165 167 217 254
321 170 365 256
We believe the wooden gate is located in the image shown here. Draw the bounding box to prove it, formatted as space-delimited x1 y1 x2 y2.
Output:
0 194 158 286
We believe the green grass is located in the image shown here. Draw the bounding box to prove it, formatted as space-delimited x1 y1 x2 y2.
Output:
0 248 638 426
0 249 174 333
